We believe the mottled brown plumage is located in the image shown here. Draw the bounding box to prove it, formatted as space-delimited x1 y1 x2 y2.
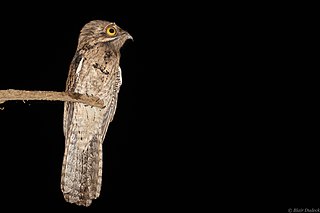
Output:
61 20 132 206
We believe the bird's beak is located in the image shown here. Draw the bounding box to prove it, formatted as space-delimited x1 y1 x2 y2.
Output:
122 30 133 41
126 33 133 41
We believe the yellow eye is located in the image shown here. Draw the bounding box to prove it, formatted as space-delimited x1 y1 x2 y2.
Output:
106 26 117 36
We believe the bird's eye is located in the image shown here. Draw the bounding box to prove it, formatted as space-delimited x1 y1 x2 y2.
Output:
106 26 117 36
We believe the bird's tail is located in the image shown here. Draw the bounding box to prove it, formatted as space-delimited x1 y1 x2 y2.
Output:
60 136 103 207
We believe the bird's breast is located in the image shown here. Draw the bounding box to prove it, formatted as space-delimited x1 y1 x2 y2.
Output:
74 60 118 100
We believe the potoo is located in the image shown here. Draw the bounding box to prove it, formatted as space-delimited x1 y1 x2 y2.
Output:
61 20 132 206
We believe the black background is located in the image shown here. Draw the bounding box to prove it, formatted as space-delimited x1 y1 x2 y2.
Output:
0 2 204 212
0 2 318 212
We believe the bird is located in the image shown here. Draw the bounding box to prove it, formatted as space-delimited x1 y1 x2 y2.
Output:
60 20 132 207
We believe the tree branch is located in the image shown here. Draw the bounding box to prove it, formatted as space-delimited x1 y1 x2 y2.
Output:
0 89 104 108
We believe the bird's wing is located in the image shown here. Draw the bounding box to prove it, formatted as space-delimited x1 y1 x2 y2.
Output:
63 51 83 137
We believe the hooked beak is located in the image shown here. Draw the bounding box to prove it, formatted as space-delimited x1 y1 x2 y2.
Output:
125 32 133 41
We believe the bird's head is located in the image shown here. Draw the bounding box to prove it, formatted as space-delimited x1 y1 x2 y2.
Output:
78 20 133 50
